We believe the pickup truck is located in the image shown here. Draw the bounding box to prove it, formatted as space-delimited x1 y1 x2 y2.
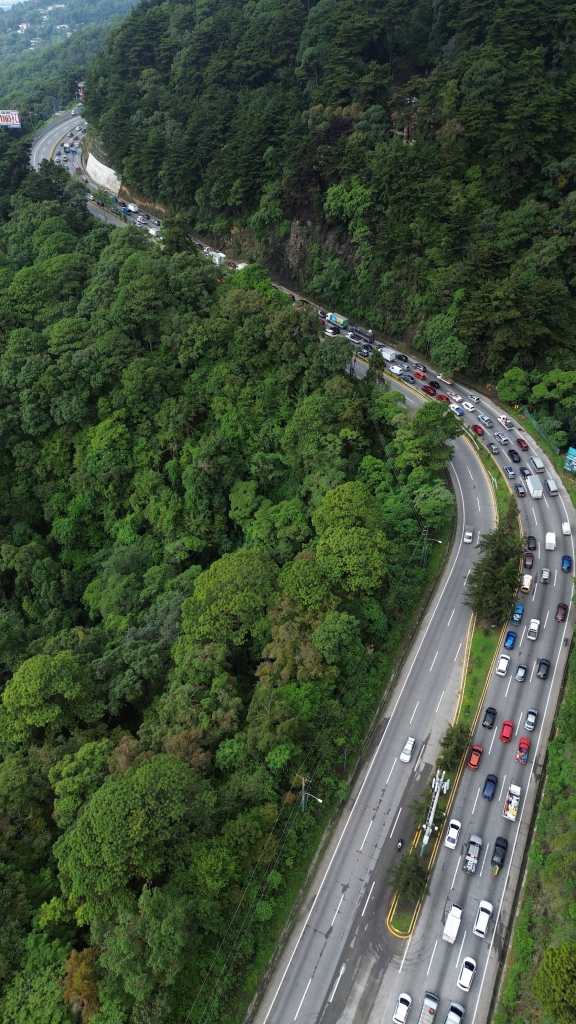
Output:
503 782 522 821
515 736 530 765
462 834 483 874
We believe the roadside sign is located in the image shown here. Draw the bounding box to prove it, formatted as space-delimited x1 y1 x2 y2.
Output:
565 447 576 473
0 110 21 128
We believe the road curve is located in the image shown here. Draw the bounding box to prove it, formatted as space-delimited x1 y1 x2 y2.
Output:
31 113 576 1024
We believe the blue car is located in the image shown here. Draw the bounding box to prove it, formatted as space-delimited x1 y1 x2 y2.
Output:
483 774 498 801
504 630 517 650
511 602 524 624
561 555 573 573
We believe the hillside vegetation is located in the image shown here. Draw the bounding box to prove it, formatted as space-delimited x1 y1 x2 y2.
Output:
0 164 458 1024
86 0 576 388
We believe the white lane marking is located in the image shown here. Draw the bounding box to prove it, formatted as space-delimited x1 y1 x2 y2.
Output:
447 607 456 627
455 930 467 968
488 731 497 755
398 931 414 974
414 744 425 773
531 507 538 525
361 882 375 918
389 807 402 840
360 820 373 851
467 467 474 480
498 774 507 801
471 600 575 1024
331 893 345 926
450 859 461 889
515 719 521 736
537 543 540 559
259 441 490 1024
477 495 481 511
479 847 489 877
294 978 311 1020
471 788 480 814
454 641 462 662
530 661 536 681
520 625 526 644
464 567 471 582
544 496 550 509
409 701 420 724
531 582 538 601
554 569 558 587
427 939 438 975
386 759 397 785
429 649 439 672
544 609 549 629
328 964 346 1003
505 675 513 698
435 689 445 714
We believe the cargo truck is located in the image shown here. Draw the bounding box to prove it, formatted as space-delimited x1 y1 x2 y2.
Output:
526 476 543 499
462 834 483 874
377 345 396 362
326 312 349 329
442 903 462 943
416 993 439 1024
503 782 522 821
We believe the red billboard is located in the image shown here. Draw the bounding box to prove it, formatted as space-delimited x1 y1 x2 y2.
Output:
0 110 21 128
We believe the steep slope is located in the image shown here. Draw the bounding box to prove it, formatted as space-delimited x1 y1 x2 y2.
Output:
86 0 576 378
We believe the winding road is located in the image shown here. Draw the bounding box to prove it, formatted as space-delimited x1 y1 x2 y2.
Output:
32 113 575 1024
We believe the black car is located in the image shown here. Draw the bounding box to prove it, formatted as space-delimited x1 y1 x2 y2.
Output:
482 706 497 729
527 535 537 550
491 837 508 875
400 373 415 384
523 552 534 569
360 345 372 358
412 362 427 372
487 442 499 455
536 658 551 680
318 309 327 320
520 466 532 478
509 449 521 463
428 380 441 390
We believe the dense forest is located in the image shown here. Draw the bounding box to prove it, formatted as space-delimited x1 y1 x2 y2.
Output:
86 0 576 389
0 0 137 122
0 164 458 1024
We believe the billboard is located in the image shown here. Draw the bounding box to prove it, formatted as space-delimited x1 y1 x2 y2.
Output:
0 110 21 128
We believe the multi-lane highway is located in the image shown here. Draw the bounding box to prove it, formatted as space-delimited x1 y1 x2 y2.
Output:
32 112 575 1024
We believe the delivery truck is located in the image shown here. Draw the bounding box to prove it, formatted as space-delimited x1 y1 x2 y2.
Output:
526 476 543 499
326 312 349 329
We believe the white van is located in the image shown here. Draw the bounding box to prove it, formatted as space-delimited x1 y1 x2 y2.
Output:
530 456 545 474
545 478 559 496
520 574 533 593
473 899 493 938
562 521 571 536
545 532 556 551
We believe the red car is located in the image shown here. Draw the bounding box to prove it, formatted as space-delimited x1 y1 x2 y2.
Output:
467 743 483 769
516 437 529 451
436 393 450 403
472 424 485 437
556 602 568 622
421 384 436 396
414 370 427 380
516 736 530 765
500 720 514 743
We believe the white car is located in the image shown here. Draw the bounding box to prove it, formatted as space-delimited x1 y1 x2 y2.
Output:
393 993 412 1024
457 956 477 992
540 567 551 584
444 818 462 850
463 529 473 544
496 654 510 676
467 394 480 403
473 900 493 938
461 401 475 412
400 736 416 763
448 391 463 402
389 364 403 376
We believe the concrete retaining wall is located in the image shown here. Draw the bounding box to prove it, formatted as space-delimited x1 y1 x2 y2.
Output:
86 152 121 195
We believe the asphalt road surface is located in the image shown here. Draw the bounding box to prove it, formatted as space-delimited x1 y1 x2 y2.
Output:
32 113 576 1024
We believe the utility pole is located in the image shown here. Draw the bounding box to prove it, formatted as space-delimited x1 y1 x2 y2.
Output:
421 770 450 853
297 775 323 811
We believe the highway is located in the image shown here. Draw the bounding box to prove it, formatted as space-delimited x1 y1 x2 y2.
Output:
32 112 575 1024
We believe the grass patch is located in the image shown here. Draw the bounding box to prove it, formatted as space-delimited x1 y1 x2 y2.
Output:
391 900 416 935
458 625 500 730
